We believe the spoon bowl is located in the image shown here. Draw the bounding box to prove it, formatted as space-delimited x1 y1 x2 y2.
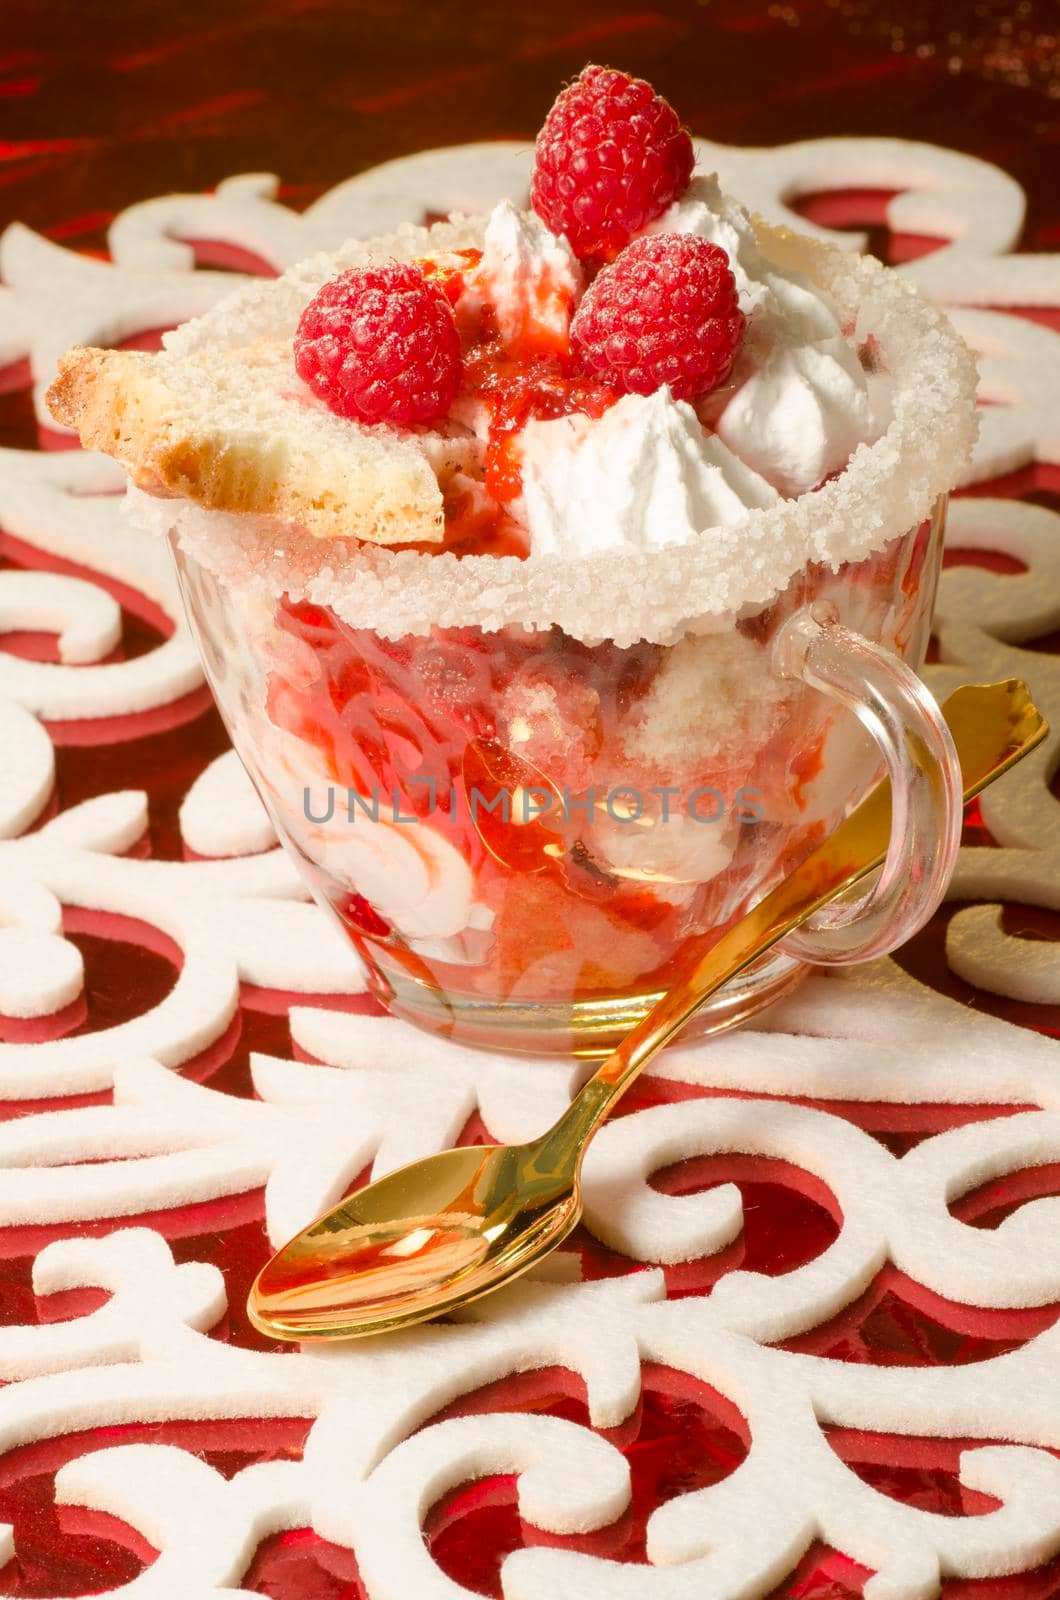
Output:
249 679 1047 1343
252 1142 582 1337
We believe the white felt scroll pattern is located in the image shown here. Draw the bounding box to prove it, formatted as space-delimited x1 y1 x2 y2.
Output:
0 135 1056 1599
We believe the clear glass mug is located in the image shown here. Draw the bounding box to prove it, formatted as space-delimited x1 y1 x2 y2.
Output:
169 496 961 1055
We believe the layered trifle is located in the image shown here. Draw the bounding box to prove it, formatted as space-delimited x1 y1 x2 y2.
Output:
49 67 977 1051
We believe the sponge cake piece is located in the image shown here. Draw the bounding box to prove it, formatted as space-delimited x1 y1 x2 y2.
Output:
46 337 467 545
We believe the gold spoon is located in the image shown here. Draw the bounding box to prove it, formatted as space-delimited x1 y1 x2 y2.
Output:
249 679 1046 1342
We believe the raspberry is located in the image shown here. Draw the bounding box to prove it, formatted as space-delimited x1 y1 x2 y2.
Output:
570 233 744 402
531 65 694 262
294 263 462 425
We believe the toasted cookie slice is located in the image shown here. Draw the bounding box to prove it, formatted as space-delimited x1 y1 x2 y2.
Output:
46 338 470 544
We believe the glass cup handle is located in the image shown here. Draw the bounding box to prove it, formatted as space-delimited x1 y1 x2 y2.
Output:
771 601 963 965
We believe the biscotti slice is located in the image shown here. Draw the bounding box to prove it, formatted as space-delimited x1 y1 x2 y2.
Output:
46 338 466 544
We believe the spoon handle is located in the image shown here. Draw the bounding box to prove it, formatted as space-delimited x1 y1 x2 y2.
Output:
544 679 1046 1157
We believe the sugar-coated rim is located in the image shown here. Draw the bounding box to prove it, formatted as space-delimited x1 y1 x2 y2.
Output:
159 213 978 647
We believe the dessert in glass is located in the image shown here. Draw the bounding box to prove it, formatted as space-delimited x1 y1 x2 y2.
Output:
49 66 978 1054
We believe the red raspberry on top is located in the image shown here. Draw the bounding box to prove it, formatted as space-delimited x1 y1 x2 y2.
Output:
570 233 744 403
294 263 462 426
531 65 694 262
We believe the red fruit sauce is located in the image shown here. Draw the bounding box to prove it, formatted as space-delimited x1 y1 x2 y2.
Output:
403 244 622 557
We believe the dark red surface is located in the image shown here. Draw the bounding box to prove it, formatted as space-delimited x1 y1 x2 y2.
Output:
0 3 1058 1595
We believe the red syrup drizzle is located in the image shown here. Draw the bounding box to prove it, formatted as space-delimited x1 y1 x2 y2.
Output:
461 335 618 506
394 246 621 557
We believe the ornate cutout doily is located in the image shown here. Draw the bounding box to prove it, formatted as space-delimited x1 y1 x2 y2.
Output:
0 131 1057 1600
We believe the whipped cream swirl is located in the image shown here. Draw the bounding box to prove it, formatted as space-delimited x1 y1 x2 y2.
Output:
519 388 779 558
644 175 880 496
479 198 582 349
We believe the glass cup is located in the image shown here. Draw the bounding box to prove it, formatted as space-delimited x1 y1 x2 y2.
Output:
168 494 962 1055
